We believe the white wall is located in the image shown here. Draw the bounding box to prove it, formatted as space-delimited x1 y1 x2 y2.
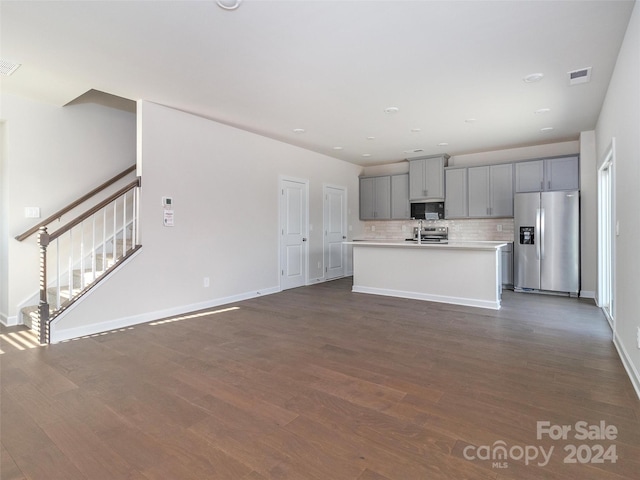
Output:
449 141 579 167
51 101 363 339
0 93 136 323
595 1 640 397
0 121 8 323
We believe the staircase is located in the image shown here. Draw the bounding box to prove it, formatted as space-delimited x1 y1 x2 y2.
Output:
21 236 134 335
15 166 141 344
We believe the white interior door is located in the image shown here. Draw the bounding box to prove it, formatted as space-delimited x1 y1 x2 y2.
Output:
280 178 308 290
324 185 346 280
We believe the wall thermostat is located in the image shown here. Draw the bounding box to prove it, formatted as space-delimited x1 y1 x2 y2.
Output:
162 196 173 208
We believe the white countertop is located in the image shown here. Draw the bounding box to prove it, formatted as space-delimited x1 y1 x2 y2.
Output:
346 240 508 251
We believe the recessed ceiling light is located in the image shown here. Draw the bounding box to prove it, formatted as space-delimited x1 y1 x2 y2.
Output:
464 118 477 123
366 136 375 140
410 128 422 133
523 72 544 83
362 153 372 157
0 59 21 76
540 127 554 133
534 108 551 114
292 128 305 134
216 0 242 10
437 142 449 146
383 106 399 114
332 146 343 150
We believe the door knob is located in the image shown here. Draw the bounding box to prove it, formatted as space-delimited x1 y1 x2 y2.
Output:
302 238 307 242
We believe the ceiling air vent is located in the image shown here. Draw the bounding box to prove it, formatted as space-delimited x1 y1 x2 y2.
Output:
0 59 21 76
568 67 592 86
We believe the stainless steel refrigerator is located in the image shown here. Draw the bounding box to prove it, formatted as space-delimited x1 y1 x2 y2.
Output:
514 190 579 295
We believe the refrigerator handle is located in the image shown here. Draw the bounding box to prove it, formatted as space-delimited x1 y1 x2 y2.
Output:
540 208 545 260
536 208 541 260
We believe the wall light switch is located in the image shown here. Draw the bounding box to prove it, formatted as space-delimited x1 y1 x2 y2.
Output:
497 224 503 232
162 196 173 208
24 207 41 218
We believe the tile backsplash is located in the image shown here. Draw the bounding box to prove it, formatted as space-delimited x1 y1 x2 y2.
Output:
361 218 515 242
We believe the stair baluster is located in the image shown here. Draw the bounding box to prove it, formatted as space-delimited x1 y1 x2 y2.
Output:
37 227 50 344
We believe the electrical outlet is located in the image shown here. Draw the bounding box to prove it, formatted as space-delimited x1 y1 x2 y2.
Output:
371 225 376 232
317 261 321 269
497 224 503 232
203 277 210 288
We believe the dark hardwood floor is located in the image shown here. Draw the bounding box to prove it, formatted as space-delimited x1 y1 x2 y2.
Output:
2 277 639 479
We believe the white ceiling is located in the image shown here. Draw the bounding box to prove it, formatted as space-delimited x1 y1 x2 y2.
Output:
1 0 635 166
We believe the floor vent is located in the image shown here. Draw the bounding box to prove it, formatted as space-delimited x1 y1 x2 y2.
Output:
568 67 592 86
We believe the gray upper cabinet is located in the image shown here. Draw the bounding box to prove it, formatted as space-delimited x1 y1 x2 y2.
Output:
491 163 515 217
468 164 513 217
546 155 579 191
359 176 391 220
515 160 544 192
409 155 448 201
444 168 468 218
515 155 579 192
391 174 410 219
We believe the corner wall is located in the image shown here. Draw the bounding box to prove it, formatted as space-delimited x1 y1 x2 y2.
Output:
595 0 640 398
51 101 363 340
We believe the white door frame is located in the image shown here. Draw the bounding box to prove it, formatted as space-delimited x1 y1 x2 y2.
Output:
597 138 616 329
323 184 347 280
279 176 309 290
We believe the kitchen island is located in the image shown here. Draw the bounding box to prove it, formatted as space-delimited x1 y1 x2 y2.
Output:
346 240 507 309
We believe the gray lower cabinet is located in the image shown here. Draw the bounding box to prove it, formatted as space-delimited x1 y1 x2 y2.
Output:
359 176 391 220
391 174 410 219
468 164 513 217
501 243 513 287
444 168 468 218
515 155 579 192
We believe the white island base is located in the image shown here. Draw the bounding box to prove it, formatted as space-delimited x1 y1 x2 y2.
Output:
348 241 507 310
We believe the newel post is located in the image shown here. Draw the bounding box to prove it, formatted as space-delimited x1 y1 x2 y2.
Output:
37 226 50 344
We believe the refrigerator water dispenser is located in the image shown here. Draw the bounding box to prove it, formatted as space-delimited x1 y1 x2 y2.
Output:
519 226 535 244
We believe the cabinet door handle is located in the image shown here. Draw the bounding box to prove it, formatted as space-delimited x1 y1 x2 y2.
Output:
540 181 543 190
547 180 551 190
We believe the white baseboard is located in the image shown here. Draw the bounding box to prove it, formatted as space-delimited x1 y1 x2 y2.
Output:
580 290 596 299
1 313 18 327
352 285 501 310
613 331 640 401
50 285 280 344
307 276 326 285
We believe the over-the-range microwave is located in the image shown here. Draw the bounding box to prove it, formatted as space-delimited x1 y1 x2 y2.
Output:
410 202 445 220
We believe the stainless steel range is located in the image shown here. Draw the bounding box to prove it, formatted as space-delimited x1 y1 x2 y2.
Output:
409 225 448 243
